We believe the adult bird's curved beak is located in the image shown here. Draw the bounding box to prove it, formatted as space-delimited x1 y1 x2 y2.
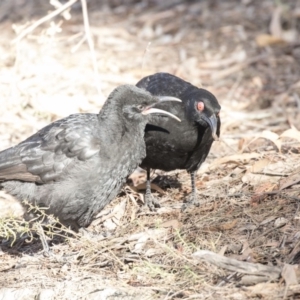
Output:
141 95 182 122
203 114 219 141
142 107 181 122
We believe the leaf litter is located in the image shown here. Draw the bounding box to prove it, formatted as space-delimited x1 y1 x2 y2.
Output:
0 0 300 299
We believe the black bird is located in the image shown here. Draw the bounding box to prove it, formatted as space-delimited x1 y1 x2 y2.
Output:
136 72 221 209
0 85 181 229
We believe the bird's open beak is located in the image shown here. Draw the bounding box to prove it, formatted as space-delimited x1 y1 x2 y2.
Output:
141 96 182 122
203 114 219 141
142 107 181 122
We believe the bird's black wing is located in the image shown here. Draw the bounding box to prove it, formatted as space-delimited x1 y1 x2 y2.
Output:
136 72 192 98
0 113 101 183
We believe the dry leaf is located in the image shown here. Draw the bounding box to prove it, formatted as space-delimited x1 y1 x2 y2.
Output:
250 182 277 204
144 248 164 257
132 229 167 254
247 282 280 295
258 130 281 151
256 34 284 47
238 138 246 151
208 153 261 170
261 160 291 176
238 224 257 231
279 172 300 190
94 199 127 229
281 264 299 286
218 245 228 256
160 219 181 230
274 217 288 228
280 127 300 143
132 234 150 254
102 219 116 231
260 216 276 226
242 173 279 185
229 241 254 262
128 229 167 254
208 219 238 231
250 159 271 173
254 182 277 194
241 241 254 262
220 219 238 230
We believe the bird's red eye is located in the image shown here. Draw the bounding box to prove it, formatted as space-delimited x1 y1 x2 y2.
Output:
197 102 204 111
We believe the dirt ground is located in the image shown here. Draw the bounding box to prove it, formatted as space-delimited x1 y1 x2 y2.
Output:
0 0 300 299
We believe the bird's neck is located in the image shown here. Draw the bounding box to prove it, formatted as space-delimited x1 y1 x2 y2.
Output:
96 112 147 177
97 111 146 146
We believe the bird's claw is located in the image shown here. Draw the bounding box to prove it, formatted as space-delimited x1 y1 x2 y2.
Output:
145 193 161 211
181 193 199 211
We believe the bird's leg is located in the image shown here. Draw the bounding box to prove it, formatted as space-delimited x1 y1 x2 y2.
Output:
190 171 198 202
182 171 199 210
144 168 161 211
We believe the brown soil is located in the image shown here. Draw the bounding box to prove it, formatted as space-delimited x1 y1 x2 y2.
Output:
0 1 300 299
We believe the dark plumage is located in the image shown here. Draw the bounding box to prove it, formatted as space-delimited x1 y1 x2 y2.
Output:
0 85 180 229
136 72 221 209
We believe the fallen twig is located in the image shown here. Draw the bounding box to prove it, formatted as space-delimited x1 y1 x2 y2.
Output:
193 250 281 281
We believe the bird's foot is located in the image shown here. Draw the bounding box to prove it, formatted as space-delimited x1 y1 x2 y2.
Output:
181 193 199 211
144 193 161 211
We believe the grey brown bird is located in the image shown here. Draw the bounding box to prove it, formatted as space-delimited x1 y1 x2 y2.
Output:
0 85 181 229
136 72 221 209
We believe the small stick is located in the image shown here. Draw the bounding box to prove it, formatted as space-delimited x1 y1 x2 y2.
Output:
80 0 104 99
193 250 281 280
13 0 78 43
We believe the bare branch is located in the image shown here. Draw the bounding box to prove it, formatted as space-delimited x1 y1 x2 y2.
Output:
13 0 78 44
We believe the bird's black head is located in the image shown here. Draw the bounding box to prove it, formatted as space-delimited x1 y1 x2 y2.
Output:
185 88 221 140
136 72 220 140
100 85 181 125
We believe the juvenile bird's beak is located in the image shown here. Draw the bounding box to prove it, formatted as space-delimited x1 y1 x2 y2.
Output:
203 114 219 141
142 107 181 122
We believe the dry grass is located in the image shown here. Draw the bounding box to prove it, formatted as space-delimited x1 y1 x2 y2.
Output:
0 0 300 299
